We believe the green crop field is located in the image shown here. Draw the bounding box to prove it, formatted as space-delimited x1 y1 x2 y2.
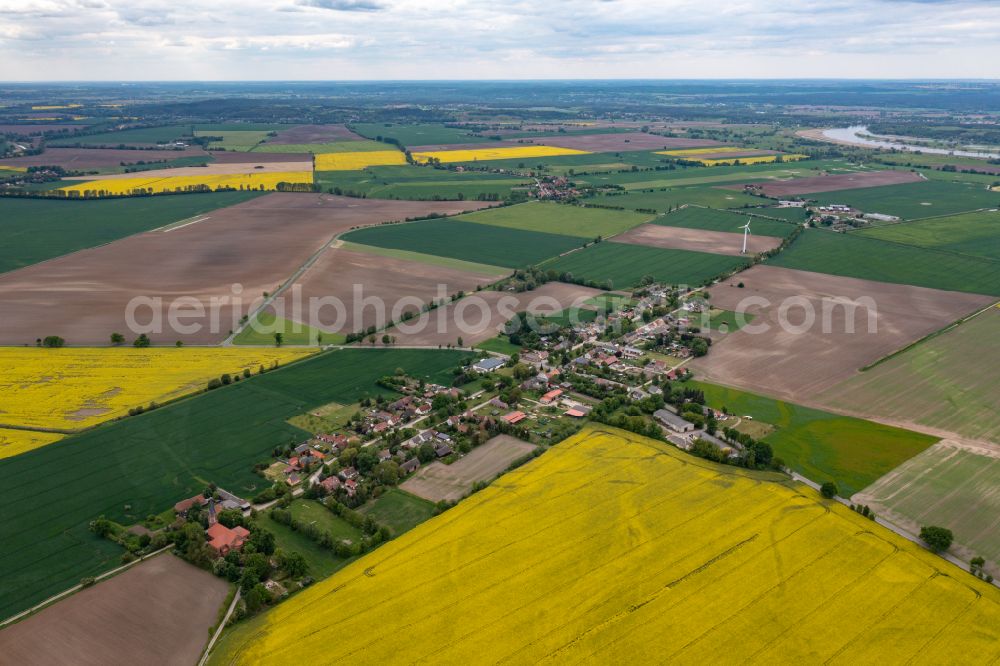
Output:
341 218 584 269
855 210 1000 261
691 381 938 497
657 205 798 238
758 206 809 223
475 335 522 355
768 229 1000 296
351 123 489 146
816 306 1000 443
232 310 339 346
340 242 507 276
359 488 437 536
252 140 387 154
0 192 263 274
810 179 1000 219
315 164 530 200
454 201 651 238
544 241 748 289
585 186 763 212
856 443 1000 565
0 348 472 620
194 129 271 151
573 159 857 189
100 154 212 174
49 124 193 146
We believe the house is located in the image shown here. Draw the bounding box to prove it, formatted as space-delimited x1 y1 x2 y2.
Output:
473 357 506 373
174 494 208 517
654 409 695 433
400 458 420 475
564 408 587 418
629 388 649 401
378 448 392 461
434 443 453 458
621 346 643 359
435 431 452 442
344 479 358 497
286 473 302 486
207 523 250 556
540 389 563 405
320 476 342 493
339 466 359 481
502 410 527 425
293 442 312 456
415 403 433 416
489 397 509 410
217 489 251 512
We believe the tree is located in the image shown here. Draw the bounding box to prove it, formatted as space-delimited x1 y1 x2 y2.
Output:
133 333 150 348
110 332 125 345
920 526 954 553
42 335 65 348
277 550 309 578
381 334 391 345
820 481 838 499
274 332 283 347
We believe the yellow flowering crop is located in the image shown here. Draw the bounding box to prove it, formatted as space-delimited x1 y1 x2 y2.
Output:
31 104 82 110
58 171 313 197
0 347 315 454
314 150 407 170
0 166 27 172
0 428 65 459
696 154 808 166
412 145 590 164
656 146 750 156
212 425 1000 665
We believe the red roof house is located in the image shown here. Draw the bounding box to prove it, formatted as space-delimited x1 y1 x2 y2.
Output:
206 523 250 556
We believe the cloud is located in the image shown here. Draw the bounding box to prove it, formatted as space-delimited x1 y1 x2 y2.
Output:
294 0 384 11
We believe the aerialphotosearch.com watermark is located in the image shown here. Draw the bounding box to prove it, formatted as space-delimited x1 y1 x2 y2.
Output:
122 282 880 342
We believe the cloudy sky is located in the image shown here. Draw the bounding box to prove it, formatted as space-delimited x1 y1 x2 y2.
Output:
0 0 998 80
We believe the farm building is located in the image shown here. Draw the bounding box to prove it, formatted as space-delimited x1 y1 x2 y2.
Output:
654 409 695 433
206 523 250 556
473 357 505 373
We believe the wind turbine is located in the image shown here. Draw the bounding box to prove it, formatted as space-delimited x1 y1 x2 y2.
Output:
739 219 752 254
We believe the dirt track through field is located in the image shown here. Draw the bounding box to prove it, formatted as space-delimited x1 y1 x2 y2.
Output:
724 169 923 197
0 553 227 666
689 265 994 399
0 194 493 345
612 223 782 256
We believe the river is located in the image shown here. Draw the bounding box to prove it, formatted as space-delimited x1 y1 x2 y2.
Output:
821 125 1000 160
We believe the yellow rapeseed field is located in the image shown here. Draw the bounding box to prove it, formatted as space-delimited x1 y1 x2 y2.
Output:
0 166 27 172
657 146 750 156
0 428 65 459
314 150 407 170
58 171 313 197
31 104 82 110
212 425 1000 665
0 347 316 451
696 154 808 166
412 145 590 164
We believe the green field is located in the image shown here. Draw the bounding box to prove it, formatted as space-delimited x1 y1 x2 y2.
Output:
855 210 1000 261
359 488 437 536
816 306 1000 443
656 205 798 238
258 510 355 580
586 186 762 212
475 335 522 355
351 123 490 147
232 309 337 346
544 241 749 289
758 206 809 223
315 164 530 200
340 241 507 276
252 140 387 154
768 229 1000 296
342 218 584 269
49 124 193 146
706 309 755 332
857 443 1000 564
0 192 263 274
101 154 212 174
454 201 651 238
810 179 1000 220
0 348 472 620
194 129 271 151
691 381 939 497
574 159 856 189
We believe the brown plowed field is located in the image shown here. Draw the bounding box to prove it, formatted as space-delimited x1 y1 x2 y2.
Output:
63 161 310 180
0 194 493 345
383 282 605 347
282 248 505 337
0 147 209 169
0 554 227 666
538 132 721 152
688 265 993 399
400 435 537 502
611 224 782 256
723 169 923 197
267 124 365 144
406 140 529 153
208 151 312 164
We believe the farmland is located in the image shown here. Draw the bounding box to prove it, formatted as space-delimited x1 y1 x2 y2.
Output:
252 139 388 154
0 146 209 170
854 440 1000 566
58 170 313 196
657 205 799 237
401 435 538 501
809 179 1000 219
341 217 584 268
0 192 262 273
231 309 331 346
351 122 491 146
0 348 473 620
194 129 270 151
314 150 406 170
315 164 530 199
209 425 1000 665
856 209 1000 261
690 382 938 496
0 554 228 666
768 229 1000 296
0 428 64 460
267 124 364 144
49 125 192 146
729 168 923 197
358 488 437 536
612 222 782 256
452 201 652 238
586 185 762 211
815 306 1000 442
690 265 994 399
545 241 748 288
412 145 589 164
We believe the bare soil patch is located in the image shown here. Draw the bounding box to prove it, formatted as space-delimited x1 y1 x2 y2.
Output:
401 435 536 502
538 132 721 152
268 124 365 144
0 194 493 345
406 140 530 153
384 282 605 347
0 147 209 170
688 265 993 399
724 169 923 197
284 247 505 337
612 223 781 256
0 553 227 666
63 161 310 180
209 151 312 165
